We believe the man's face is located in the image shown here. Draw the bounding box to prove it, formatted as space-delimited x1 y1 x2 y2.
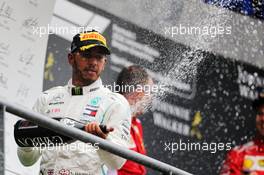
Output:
69 47 106 84
131 78 154 117
256 104 264 136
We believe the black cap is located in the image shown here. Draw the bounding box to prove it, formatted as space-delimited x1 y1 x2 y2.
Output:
252 87 264 109
70 30 110 55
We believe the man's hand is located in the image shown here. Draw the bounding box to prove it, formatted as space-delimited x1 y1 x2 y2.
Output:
84 122 114 139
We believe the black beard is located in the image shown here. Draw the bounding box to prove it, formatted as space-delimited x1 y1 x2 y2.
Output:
72 61 96 86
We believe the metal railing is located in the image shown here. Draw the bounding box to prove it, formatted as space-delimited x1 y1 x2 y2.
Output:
0 99 193 175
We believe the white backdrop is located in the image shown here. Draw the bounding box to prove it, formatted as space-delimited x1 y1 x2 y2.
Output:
0 0 55 174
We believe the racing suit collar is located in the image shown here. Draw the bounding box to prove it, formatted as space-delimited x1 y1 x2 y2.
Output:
67 78 103 95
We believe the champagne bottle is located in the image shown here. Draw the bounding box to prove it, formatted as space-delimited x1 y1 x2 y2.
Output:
14 117 107 147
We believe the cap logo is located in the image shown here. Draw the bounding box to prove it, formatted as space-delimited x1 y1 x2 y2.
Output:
79 44 97 51
79 32 106 46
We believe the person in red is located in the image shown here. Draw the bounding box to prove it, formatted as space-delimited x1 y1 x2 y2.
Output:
220 88 264 175
112 65 153 175
120 116 147 175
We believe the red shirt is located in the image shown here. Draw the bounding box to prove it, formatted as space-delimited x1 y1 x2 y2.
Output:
118 118 146 175
220 137 264 175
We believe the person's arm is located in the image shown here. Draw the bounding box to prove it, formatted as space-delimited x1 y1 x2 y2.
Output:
220 148 244 175
16 94 46 166
97 100 131 170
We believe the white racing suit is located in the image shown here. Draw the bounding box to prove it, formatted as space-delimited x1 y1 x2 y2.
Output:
17 78 131 175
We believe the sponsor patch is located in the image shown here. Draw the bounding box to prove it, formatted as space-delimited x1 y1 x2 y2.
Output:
79 32 106 45
83 108 97 117
59 169 70 175
71 87 83 95
90 96 101 106
47 169 54 175
51 108 61 113
243 155 264 171
259 159 264 167
49 101 64 105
